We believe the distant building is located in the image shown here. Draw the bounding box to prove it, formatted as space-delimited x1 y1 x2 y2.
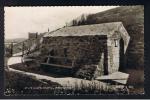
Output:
41 22 130 79
28 32 38 40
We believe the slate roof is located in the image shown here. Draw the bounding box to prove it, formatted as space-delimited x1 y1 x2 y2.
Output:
43 22 130 53
44 22 126 37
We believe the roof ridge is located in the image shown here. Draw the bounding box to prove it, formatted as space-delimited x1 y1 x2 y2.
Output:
66 21 123 28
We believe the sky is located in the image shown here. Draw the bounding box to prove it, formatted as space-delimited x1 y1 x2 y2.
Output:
5 6 118 39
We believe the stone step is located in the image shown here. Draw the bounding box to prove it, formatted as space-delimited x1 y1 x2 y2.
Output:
96 71 129 84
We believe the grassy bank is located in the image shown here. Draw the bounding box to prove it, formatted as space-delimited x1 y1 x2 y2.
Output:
5 68 129 96
4 70 61 96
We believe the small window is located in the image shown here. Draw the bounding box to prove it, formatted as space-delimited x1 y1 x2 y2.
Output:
50 49 54 56
64 48 68 64
114 39 118 47
64 48 67 57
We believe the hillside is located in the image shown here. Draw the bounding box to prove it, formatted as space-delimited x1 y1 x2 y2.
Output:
70 6 144 69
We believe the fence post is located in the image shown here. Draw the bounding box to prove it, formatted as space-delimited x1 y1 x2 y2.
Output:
10 42 13 56
22 42 24 56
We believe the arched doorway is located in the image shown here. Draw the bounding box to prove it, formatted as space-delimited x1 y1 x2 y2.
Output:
119 38 125 71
